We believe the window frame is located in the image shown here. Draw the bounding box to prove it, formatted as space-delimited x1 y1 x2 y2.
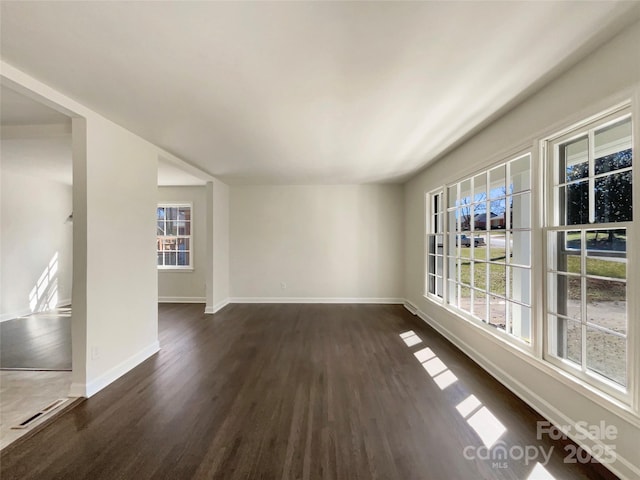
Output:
425 189 444 302
543 104 634 403
424 152 534 351
157 202 194 271
421 98 639 416
445 153 533 346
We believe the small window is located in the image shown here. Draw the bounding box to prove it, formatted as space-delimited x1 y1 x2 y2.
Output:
426 190 444 299
157 204 192 269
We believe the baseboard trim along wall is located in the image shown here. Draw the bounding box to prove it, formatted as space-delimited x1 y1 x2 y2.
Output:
0 308 32 323
228 297 405 304
158 296 206 304
404 303 638 480
68 341 160 399
205 298 230 315
0 298 72 323
57 298 72 308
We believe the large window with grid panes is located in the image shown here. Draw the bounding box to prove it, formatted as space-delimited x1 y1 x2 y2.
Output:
545 106 632 394
445 154 532 344
157 204 192 269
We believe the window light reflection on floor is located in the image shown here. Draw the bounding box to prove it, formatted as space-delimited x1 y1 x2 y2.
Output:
412 346 459 391
402 330 506 448
456 393 506 449
432 369 458 389
413 347 436 363
456 394 482 417
422 357 448 377
399 330 422 347
466 406 507 448
527 462 556 480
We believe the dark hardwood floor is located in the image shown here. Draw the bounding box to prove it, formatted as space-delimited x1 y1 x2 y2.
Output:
0 304 617 479
0 310 72 370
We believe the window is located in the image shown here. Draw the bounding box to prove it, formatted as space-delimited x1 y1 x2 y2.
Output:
426 190 444 299
445 154 532 344
545 109 632 391
157 204 192 269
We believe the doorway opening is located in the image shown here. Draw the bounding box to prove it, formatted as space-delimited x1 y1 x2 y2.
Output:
0 85 75 449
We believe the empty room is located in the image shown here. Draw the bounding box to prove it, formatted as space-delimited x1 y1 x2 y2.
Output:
0 1 639 479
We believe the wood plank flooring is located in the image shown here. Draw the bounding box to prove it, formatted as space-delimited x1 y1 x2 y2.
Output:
0 304 618 479
0 308 72 370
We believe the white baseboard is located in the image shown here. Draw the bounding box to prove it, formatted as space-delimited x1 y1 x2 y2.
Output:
0 298 72 322
68 341 160 399
158 296 205 304
0 308 31 323
228 297 405 304
57 297 72 308
205 298 230 314
410 304 637 480
68 383 86 398
205 297 403 313
403 300 418 314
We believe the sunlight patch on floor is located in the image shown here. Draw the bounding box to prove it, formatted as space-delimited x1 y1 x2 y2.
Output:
527 462 556 479
422 357 448 377
399 330 422 347
432 369 458 389
413 347 436 363
456 394 482 417
466 406 507 448
401 329 507 447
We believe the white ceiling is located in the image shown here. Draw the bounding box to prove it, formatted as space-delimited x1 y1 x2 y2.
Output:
0 85 205 186
2 2 639 185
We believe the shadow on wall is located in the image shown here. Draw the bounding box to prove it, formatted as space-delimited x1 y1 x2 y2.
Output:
28 252 60 313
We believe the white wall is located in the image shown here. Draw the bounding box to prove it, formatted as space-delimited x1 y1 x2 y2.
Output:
0 170 73 321
77 113 159 397
230 184 404 301
404 21 640 479
1 61 182 399
212 179 230 309
157 186 206 303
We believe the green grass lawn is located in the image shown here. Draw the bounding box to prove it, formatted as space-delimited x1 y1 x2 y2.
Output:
458 247 507 296
563 231 627 300
566 231 627 242
455 244 626 301
564 256 625 278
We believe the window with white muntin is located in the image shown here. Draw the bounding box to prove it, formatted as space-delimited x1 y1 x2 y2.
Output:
545 108 632 393
157 204 192 269
445 154 533 344
426 190 444 300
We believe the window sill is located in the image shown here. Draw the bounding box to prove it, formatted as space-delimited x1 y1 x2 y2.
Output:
157 268 194 273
